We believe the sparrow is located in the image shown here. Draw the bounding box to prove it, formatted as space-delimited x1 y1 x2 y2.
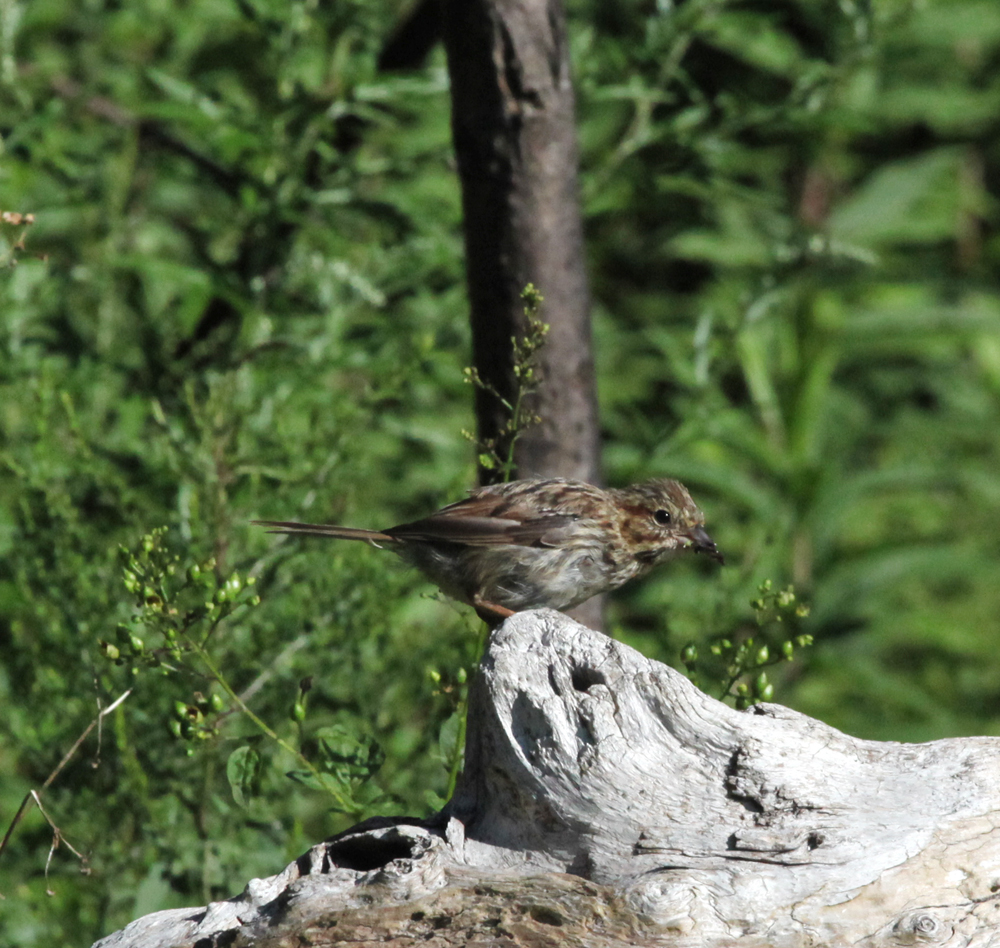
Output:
254 477 722 620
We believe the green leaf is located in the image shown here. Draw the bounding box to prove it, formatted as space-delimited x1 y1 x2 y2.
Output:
312 725 385 782
829 149 963 246
437 712 462 764
226 745 262 809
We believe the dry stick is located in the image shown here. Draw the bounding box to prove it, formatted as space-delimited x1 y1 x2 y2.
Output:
0 689 133 894
34 791 88 896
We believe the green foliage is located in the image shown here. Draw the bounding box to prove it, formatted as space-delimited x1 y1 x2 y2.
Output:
0 0 471 941
462 283 550 481
107 527 391 817
0 211 35 267
425 657 474 806
681 580 812 709
575 0 1000 738
1 0 1000 944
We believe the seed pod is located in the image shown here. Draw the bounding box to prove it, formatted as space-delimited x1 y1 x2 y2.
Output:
100 641 120 661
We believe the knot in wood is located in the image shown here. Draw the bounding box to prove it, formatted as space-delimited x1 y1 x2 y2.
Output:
890 911 951 945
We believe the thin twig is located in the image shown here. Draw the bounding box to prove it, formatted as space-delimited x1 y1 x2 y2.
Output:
0 689 133 883
33 791 89 895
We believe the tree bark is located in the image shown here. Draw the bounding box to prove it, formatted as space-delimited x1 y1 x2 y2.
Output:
441 0 604 629
440 0 600 489
94 611 1000 948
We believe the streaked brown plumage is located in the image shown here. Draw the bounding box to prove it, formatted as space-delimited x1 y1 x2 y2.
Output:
254 477 722 619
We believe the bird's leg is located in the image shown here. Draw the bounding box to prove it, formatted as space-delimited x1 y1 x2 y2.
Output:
472 595 516 627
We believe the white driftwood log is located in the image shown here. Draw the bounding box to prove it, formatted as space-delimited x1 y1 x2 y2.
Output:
94 609 1000 947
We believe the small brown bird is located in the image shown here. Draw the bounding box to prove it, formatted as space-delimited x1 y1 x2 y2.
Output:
254 477 722 620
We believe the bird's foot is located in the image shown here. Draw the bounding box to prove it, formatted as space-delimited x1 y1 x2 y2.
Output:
473 596 516 627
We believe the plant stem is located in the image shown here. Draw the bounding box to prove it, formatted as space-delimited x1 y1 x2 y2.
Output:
187 639 352 810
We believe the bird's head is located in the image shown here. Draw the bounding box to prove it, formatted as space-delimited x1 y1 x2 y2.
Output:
610 478 724 566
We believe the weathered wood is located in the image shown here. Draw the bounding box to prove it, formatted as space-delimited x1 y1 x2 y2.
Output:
94 610 1000 947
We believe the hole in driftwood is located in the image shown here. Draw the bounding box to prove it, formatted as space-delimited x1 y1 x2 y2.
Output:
529 905 565 926
326 833 414 871
194 933 236 948
571 665 606 692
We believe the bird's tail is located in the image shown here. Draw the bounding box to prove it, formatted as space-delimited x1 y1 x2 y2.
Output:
252 521 396 545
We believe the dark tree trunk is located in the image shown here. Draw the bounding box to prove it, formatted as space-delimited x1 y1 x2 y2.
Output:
440 0 600 489
441 0 603 628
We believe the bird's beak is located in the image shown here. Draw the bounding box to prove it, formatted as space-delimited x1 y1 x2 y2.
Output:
687 525 724 564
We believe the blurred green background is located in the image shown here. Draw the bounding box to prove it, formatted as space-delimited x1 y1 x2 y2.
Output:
2 0 1000 942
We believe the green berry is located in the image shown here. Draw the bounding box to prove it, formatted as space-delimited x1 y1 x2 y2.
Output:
100 641 120 661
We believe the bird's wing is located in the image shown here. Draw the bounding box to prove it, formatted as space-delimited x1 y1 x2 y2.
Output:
260 481 596 549
386 502 582 549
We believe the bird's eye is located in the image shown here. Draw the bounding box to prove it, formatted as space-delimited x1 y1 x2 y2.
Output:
653 509 672 526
